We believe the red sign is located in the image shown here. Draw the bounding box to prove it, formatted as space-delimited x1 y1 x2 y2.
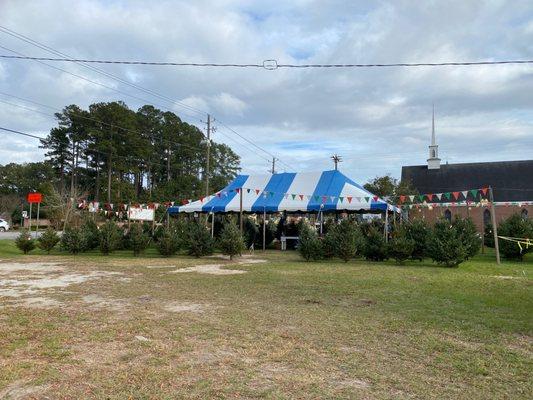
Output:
27 193 43 204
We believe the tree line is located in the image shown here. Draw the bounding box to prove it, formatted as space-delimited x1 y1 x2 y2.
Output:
24 101 240 204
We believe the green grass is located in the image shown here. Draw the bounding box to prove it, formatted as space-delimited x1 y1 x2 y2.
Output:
0 240 532 399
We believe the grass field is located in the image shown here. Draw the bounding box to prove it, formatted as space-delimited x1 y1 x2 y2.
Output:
0 240 532 399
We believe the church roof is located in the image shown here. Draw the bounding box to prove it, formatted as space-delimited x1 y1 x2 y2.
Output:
401 160 533 202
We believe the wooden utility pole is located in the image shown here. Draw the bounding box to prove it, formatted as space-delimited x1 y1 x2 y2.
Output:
271 157 277 174
205 114 211 196
489 186 501 265
331 154 342 170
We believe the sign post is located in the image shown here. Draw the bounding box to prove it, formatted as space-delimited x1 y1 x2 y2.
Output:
26 193 43 237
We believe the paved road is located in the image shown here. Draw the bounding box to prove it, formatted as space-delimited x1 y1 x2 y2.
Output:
0 231 43 240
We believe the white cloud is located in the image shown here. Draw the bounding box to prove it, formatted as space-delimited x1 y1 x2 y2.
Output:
0 0 532 182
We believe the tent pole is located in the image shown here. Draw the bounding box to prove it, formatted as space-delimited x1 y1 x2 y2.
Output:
211 211 215 238
239 188 243 233
384 208 389 243
263 207 266 252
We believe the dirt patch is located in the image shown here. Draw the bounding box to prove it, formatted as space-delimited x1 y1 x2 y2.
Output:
238 259 267 265
162 301 206 313
82 294 129 311
490 275 526 280
145 265 177 269
0 380 50 399
0 262 64 274
335 377 371 389
171 264 247 275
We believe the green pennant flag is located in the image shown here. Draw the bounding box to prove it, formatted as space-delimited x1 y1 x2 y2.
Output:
269 191 274 197
291 194 296 200
339 196 344 203
364 197 370 202
470 189 478 198
314 195 319 201
444 192 451 200
418 194 425 202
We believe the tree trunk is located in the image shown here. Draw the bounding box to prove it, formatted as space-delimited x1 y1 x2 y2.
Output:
95 153 100 202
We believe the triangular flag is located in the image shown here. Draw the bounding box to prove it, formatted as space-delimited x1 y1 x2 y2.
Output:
246 188 251 193
452 191 460 200
347 196 353 203
436 193 442 200
322 196 328 203
284 193 289 199
269 191 274 197
314 195 319 201
373 196 378 201
409 195 415 202
216 192 221 198
470 189 478 198
444 192 451 200
418 194 425 202
480 187 489 197
235 188 240 194
299 194 304 201
339 196 344 203
330 196 336 202
461 190 468 198
306 195 311 200
355 197 361 203
291 194 296 200
364 197 370 202
427 194 434 201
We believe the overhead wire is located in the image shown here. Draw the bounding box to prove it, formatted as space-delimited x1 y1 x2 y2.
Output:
0 26 294 170
2 54 532 69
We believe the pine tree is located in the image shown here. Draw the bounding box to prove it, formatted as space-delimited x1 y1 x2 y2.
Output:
98 220 123 255
298 223 323 261
186 221 214 258
37 227 60 254
388 226 415 264
218 221 245 260
128 223 150 256
427 219 468 267
15 230 35 254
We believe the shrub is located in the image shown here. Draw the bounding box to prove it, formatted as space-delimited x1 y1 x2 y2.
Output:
156 227 180 257
322 224 338 259
186 221 214 258
15 230 35 254
61 227 87 254
388 226 415 264
81 218 100 250
404 219 430 260
37 227 60 254
218 221 245 259
98 220 123 255
453 217 481 259
255 220 276 249
427 219 468 267
128 223 150 256
361 225 388 261
243 218 258 248
323 220 362 262
484 222 495 248
298 223 323 261
497 214 533 260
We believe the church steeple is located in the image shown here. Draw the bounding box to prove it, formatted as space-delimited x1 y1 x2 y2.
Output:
427 105 441 169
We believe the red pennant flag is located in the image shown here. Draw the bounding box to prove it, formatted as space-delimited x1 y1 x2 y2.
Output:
322 196 328 203
427 194 434 201
399 195 406 203
373 196 378 201
480 187 489 196
452 191 460 200
299 194 304 201
200 196 205 202
216 192 221 198
236 188 240 194
347 196 353 204
255 189 260 195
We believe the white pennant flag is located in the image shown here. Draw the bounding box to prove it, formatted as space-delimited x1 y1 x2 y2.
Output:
461 190 468 198
436 193 442 200
409 195 415 202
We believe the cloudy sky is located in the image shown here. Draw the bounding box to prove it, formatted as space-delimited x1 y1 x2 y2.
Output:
1 0 532 183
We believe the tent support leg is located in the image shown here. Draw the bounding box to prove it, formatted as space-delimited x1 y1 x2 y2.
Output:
263 208 266 252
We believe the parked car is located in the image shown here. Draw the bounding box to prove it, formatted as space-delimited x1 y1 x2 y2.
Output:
0 219 10 231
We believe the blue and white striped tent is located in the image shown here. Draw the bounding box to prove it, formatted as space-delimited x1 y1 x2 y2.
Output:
168 170 398 214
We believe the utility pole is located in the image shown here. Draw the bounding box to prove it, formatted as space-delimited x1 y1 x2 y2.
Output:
205 114 211 196
271 157 277 174
331 154 342 170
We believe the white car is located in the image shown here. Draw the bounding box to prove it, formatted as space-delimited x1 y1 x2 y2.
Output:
0 219 10 232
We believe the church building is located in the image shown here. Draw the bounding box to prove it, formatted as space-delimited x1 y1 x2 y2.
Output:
400 108 533 232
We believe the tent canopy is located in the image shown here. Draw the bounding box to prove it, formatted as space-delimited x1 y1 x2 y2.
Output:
168 170 398 214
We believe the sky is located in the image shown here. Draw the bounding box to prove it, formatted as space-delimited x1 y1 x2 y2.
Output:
0 0 532 184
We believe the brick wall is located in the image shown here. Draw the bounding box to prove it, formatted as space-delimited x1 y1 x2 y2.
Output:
408 204 532 232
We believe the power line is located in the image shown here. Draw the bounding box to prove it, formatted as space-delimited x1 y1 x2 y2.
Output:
0 27 293 170
2 54 533 69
